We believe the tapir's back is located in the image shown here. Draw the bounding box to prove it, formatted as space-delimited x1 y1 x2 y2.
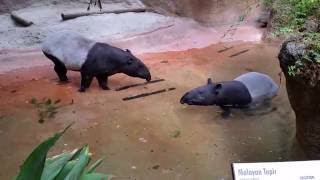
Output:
234 72 279 104
41 31 96 70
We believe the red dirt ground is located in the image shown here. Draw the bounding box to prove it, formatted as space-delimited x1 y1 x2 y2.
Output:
0 42 302 180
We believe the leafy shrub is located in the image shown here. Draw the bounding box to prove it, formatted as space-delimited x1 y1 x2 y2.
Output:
266 0 320 36
15 124 113 180
266 0 320 75
288 33 320 76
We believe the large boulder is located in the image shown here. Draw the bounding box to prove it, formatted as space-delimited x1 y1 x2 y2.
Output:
279 36 320 159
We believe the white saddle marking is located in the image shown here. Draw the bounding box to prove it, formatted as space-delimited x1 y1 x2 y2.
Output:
41 31 96 71
235 72 279 106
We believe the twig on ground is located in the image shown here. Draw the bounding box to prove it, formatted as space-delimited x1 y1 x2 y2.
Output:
229 49 250 57
116 79 165 91
122 87 176 101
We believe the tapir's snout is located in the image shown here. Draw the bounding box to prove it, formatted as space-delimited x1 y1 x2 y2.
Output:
134 66 151 82
145 72 151 82
180 92 189 104
140 64 151 82
140 70 151 82
180 89 210 106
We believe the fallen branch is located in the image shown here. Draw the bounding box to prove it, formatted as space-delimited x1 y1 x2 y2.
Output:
10 12 34 27
123 87 176 101
229 49 250 57
217 46 234 53
61 7 150 21
116 79 165 91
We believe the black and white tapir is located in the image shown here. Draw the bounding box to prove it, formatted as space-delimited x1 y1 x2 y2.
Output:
41 31 151 92
180 72 279 113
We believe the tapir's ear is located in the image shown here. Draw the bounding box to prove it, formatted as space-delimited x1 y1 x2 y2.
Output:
215 83 222 89
125 49 131 53
214 83 222 95
207 78 213 84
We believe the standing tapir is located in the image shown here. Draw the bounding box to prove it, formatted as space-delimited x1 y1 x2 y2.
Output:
41 31 151 92
180 72 279 113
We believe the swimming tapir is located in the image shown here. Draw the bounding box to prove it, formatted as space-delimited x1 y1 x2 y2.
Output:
180 72 279 112
41 31 151 92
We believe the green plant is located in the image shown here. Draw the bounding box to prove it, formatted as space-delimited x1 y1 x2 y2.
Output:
286 33 320 76
288 63 302 76
263 0 275 7
30 98 61 123
268 0 320 36
302 34 320 63
267 0 320 75
16 124 113 180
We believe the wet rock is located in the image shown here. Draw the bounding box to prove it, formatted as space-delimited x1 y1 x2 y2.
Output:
278 37 320 159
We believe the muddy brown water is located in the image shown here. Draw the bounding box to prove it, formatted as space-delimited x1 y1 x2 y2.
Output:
0 42 304 179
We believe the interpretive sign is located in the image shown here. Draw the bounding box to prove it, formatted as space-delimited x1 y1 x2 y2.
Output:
232 160 320 180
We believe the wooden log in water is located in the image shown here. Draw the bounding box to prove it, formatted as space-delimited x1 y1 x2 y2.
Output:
116 79 165 91
122 87 176 101
61 7 150 21
229 49 250 57
10 12 34 27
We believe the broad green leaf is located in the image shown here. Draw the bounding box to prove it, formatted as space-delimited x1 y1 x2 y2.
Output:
41 150 76 180
80 173 113 180
54 160 77 180
70 147 85 161
65 146 91 180
16 123 73 180
86 157 105 173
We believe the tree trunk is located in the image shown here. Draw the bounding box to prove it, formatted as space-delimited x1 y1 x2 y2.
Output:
10 12 33 27
61 8 149 21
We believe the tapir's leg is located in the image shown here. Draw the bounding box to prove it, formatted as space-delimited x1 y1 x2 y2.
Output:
43 52 68 82
79 74 86 92
98 0 102 11
87 0 92 11
79 72 94 92
219 105 231 118
96 73 110 90
85 76 94 88
54 64 68 82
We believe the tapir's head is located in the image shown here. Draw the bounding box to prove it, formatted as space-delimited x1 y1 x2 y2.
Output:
120 49 151 82
180 78 222 106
